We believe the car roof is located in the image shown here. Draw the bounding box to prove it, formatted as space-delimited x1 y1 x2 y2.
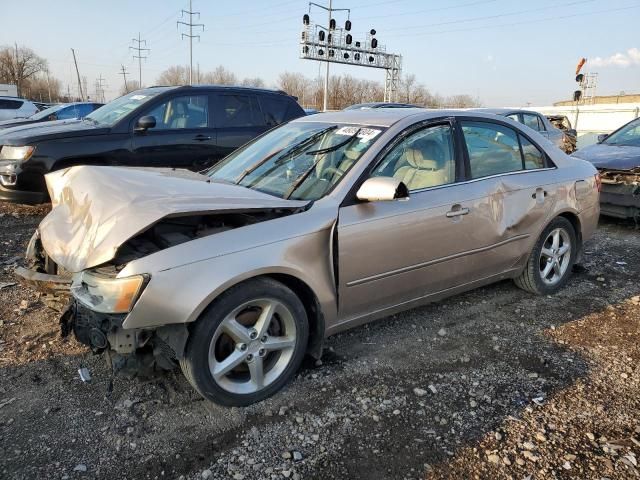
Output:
293 108 488 128
148 84 292 96
471 107 541 116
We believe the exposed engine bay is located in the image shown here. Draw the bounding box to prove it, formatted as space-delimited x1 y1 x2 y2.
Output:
598 168 640 221
111 208 302 267
20 207 305 374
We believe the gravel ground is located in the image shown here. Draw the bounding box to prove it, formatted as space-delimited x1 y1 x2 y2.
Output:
0 201 639 480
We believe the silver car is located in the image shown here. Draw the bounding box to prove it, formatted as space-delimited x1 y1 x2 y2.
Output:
473 108 569 153
20 109 600 406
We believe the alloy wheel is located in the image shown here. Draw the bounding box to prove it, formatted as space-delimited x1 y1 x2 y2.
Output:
208 298 297 394
538 227 572 285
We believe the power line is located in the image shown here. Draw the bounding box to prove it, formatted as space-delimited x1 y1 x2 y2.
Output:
129 32 150 87
387 2 640 38
177 0 205 84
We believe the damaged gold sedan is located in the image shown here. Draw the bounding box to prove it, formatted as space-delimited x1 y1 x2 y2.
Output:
18 109 600 406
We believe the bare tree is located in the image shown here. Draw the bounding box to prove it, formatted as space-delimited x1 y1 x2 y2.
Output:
23 73 62 102
0 45 48 96
120 80 140 96
202 66 237 85
241 77 265 88
157 65 189 86
443 94 481 108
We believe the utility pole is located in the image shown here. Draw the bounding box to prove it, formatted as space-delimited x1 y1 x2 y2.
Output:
45 69 52 102
95 74 107 103
324 0 331 111
14 42 20 96
71 48 85 101
130 33 150 87
178 0 205 85
119 65 130 93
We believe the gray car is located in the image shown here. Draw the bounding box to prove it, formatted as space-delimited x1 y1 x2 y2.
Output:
18 109 600 406
473 108 569 153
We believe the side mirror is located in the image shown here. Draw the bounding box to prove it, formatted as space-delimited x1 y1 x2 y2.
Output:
356 177 409 202
135 115 156 132
597 133 608 143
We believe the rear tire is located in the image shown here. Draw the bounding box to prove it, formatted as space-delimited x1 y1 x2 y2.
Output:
180 278 308 407
514 217 577 295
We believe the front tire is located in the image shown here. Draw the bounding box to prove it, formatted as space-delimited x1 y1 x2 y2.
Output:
514 217 577 295
180 278 309 407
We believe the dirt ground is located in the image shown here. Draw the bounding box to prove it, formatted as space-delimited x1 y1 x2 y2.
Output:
0 201 639 480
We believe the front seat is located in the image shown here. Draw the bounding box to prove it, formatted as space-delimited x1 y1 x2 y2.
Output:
393 142 449 190
170 101 189 129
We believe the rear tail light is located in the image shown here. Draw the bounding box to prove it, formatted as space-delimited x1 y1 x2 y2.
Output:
594 173 601 192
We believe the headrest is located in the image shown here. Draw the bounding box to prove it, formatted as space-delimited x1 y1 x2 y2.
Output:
404 148 439 170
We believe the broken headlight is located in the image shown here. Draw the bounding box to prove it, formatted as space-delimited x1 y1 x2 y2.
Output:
71 270 148 314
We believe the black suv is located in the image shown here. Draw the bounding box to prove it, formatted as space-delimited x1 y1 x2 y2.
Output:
0 85 305 204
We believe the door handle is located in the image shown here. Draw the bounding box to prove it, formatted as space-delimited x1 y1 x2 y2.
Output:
193 134 212 141
446 206 470 218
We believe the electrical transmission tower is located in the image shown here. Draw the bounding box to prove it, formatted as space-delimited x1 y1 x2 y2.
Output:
94 74 107 103
129 33 150 87
119 65 130 94
178 0 205 85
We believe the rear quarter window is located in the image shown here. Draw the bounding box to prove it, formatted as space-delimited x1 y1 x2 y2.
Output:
259 96 290 126
0 99 23 109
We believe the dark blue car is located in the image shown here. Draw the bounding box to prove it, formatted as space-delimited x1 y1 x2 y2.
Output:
572 117 640 220
0 102 103 130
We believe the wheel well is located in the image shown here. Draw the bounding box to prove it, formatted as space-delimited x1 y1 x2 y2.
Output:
265 273 325 360
53 157 107 171
558 211 583 258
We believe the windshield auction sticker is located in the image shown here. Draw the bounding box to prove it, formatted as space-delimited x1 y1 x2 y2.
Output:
335 126 381 142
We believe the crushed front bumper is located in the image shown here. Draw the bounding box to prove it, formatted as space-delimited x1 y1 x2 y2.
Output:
599 169 640 220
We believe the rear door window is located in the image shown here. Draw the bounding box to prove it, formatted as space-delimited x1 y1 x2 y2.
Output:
520 135 546 169
461 121 523 179
522 114 541 131
215 94 264 127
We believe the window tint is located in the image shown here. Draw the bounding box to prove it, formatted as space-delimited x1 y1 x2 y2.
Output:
260 96 290 126
0 99 22 110
57 106 78 120
75 104 95 118
216 94 263 128
506 113 520 122
522 114 541 131
145 95 208 130
462 121 523 179
371 124 455 191
520 135 545 169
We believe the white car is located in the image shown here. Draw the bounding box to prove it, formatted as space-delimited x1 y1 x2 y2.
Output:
0 97 39 121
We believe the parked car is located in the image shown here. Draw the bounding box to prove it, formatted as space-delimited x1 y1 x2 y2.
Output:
571 117 640 220
17 109 599 406
547 115 577 153
304 107 319 115
0 96 39 121
0 102 103 130
473 108 569 153
344 102 420 110
0 85 304 204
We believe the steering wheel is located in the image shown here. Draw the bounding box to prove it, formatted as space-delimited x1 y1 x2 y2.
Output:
321 166 343 180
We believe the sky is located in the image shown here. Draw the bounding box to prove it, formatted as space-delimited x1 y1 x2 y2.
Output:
3 0 640 106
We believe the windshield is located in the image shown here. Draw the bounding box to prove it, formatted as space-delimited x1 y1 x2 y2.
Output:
208 121 384 200
85 89 170 126
29 104 65 120
603 119 640 146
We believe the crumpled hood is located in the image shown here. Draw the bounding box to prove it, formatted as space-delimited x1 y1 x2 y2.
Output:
39 166 308 272
572 143 640 170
